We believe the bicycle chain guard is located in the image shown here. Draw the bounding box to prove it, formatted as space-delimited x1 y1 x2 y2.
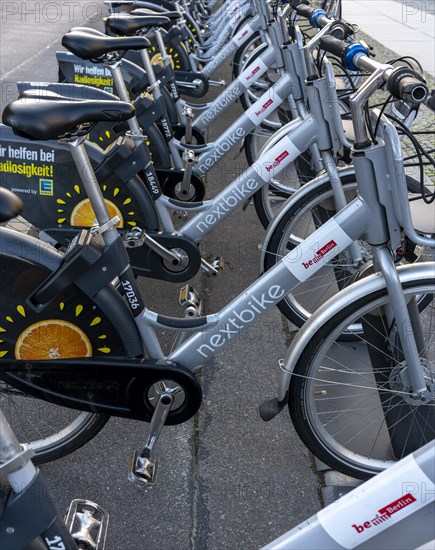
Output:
0 358 202 425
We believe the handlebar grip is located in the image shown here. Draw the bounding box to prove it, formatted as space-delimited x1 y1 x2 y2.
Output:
387 67 428 104
319 35 349 57
294 4 314 18
319 36 369 70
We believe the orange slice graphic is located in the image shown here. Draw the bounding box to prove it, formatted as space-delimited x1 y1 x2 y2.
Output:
70 199 124 228
15 320 93 360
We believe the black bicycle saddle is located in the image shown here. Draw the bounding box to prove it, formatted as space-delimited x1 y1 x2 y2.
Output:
18 84 119 102
106 13 171 36
62 30 151 61
2 97 135 141
131 8 180 20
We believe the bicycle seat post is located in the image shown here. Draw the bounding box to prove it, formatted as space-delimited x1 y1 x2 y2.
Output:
0 409 36 487
66 136 120 246
108 60 143 137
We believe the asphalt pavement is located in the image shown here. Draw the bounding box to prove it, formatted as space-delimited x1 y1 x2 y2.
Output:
342 0 435 76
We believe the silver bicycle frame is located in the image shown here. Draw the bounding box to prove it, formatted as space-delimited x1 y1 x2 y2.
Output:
200 14 262 78
133 110 434 383
192 27 281 131
155 114 318 237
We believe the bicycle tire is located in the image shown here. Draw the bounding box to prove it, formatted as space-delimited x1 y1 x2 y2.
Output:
288 275 434 479
263 175 433 338
0 245 139 463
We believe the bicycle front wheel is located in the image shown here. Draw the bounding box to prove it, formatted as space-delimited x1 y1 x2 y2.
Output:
289 275 435 479
263 175 433 338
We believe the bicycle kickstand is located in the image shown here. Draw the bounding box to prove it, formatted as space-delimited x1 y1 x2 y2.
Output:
128 384 182 485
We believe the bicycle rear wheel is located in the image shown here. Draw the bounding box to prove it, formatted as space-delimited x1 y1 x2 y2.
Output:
289 275 435 479
0 244 138 463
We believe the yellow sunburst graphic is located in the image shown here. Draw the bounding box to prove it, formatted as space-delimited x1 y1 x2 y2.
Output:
150 46 180 69
56 184 137 228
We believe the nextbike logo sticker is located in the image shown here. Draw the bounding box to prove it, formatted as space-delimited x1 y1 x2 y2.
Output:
197 81 244 127
39 179 53 196
282 219 353 282
252 135 300 181
317 454 435 549
195 285 286 358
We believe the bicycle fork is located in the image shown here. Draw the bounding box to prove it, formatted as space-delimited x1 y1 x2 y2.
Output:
373 245 429 398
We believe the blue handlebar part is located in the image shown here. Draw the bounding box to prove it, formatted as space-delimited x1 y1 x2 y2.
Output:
310 8 327 28
343 43 369 71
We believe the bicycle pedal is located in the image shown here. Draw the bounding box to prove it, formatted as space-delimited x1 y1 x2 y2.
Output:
179 284 201 308
64 499 109 550
129 450 158 486
201 256 224 275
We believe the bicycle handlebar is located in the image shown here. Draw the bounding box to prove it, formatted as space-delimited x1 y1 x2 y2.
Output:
294 4 354 41
295 4 329 28
319 36 428 104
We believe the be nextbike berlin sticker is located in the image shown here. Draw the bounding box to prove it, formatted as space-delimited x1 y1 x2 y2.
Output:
281 218 353 282
252 135 301 181
317 454 435 549
0 143 54 196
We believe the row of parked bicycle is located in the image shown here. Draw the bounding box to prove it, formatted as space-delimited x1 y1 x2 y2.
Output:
0 0 434 547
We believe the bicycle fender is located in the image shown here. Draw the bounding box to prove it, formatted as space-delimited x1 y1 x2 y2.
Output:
259 166 356 270
276 262 435 402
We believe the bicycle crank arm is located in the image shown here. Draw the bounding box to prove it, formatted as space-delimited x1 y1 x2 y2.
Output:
174 70 209 98
126 232 202 283
129 385 182 486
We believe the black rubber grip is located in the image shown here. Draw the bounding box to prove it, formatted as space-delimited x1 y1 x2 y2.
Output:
295 4 315 18
319 35 349 57
387 67 428 104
